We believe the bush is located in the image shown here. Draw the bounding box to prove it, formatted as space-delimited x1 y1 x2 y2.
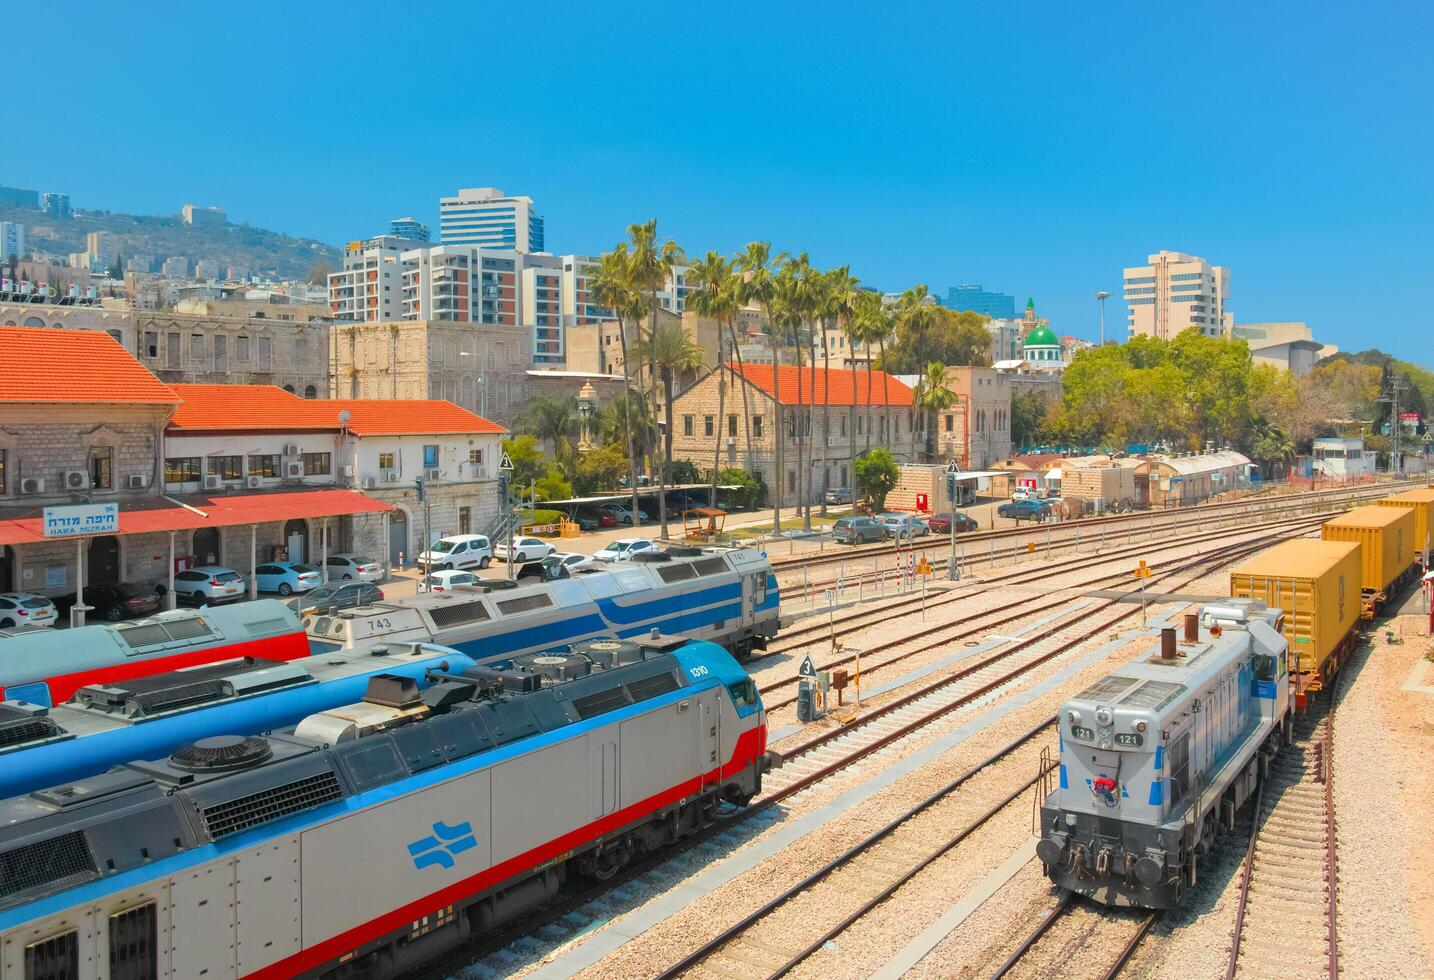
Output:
716 467 766 509
670 459 700 485
855 448 900 510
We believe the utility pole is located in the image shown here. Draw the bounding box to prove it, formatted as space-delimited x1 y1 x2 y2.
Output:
1378 374 1408 474
1095 291 1110 347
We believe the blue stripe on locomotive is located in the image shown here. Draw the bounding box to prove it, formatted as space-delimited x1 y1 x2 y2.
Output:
0 651 478 800
0 639 753 932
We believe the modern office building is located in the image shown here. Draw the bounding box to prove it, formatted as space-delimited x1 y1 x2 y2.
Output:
0 185 39 209
0 222 24 261
439 187 544 252
389 216 430 242
328 236 412 323
1123 250 1230 339
40 192 71 218
946 283 1016 319
85 231 118 270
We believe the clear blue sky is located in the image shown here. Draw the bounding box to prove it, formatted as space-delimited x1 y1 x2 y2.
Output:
11 1 1431 362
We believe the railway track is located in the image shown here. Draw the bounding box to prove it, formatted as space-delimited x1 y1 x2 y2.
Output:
990 894 1156 980
1227 690 1341 979
767 479 1415 577
650 720 1057 979
757 514 1336 712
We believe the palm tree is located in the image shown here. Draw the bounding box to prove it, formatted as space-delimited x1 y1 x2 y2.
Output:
770 259 811 529
738 242 781 531
896 284 942 373
851 291 888 458
639 321 705 538
590 244 646 523
913 361 955 461
817 266 859 513
515 395 579 453
686 251 748 503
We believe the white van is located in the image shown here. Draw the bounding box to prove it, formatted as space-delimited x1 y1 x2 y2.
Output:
417 534 493 571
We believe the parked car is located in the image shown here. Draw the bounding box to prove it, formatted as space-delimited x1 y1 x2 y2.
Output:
997 498 1051 522
53 583 160 622
428 569 478 592
291 581 384 617
549 551 598 572
881 515 931 539
594 538 658 563
493 535 556 564
1010 487 1043 502
0 592 58 629
173 566 246 605
593 508 620 528
254 562 322 596
324 554 383 582
926 512 979 534
604 504 647 525
824 487 854 505
832 516 887 544
417 534 493 571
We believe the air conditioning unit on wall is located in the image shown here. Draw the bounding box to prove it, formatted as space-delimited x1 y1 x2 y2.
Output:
286 462 304 479
284 444 301 457
127 474 146 489
63 470 87 490
247 476 263 489
19 477 44 494
425 468 441 482
204 475 222 490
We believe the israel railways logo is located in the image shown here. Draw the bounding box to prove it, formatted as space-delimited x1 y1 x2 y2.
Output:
407 820 477 871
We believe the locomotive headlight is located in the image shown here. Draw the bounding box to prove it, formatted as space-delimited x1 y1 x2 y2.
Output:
1067 711 1081 724
1136 721 1147 732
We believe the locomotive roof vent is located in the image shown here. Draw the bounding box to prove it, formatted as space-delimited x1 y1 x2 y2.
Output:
362 673 422 709
511 652 592 684
171 735 273 773
572 638 645 669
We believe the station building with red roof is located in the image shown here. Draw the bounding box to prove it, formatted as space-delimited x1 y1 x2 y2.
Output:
667 362 926 508
0 327 505 617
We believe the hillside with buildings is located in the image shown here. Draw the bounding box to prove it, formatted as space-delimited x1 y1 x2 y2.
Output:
0 197 339 281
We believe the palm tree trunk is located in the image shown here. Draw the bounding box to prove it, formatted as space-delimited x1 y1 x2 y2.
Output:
795 338 809 530
711 334 726 509
772 363 783 534
616 315 640 524
728 319 756 475
879 335 891 456
660 369 673 538
864 344 874 459
820 322 831 516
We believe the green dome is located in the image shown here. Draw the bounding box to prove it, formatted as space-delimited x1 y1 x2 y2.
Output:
1024 323 1059 348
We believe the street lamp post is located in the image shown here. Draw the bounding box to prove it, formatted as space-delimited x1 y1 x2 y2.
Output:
1095 291 1110 346
576 381 597 452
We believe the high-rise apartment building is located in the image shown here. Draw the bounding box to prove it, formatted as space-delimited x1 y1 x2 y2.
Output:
439 187 544 252
182 204 227 227
389 216 430 242
328 236 411 323
162 256 189 279
41 192 71 218
0 222 24 261
946 284 1016 319
86 231 117 270
1123 250 1230 339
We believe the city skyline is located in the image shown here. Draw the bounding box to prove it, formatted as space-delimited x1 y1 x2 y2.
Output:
7 0 1429 363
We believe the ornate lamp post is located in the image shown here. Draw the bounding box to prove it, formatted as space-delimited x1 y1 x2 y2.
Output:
577 381 597 452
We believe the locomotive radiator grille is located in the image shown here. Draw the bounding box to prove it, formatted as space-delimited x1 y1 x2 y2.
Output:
0 831 99 910
199 771 342 839
0 715 63 750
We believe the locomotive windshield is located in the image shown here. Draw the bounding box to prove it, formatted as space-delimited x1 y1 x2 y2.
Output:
1254 653 1276 682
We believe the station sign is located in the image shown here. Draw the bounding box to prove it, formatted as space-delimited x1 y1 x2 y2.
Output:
42 502 119 538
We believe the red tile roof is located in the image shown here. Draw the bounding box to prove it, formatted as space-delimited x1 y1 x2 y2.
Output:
167 385 507 436
730 363 914 407
0 489 392 547
0 326 179 404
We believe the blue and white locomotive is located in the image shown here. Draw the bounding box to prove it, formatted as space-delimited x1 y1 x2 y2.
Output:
1035 601 1292 909
307 545 779 662
0 634 768 979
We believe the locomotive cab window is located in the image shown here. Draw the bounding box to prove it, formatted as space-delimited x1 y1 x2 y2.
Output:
1253 653 1276 682
728 679 757 709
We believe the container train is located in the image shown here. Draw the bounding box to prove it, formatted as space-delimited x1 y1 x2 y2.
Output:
304 545 780 663
0 642 477 799
1036 601 1291 909
0 633 768 979
0 600 308 707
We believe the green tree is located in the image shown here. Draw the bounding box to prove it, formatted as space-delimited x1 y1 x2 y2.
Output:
671 459 700 484
716 467 765 509
895 284 942 370
855 447 900 510
738 242 784 533
687 250 752 500
599 390 657 459
881 307 992 374
816 265 860 513
624 220 684 476
534 466 573 502
515 395 579 451
1010 389 1049 450
850 290 889 457
590 244 647 523
572 442 629 495
501 435 549 491
637 320 704 537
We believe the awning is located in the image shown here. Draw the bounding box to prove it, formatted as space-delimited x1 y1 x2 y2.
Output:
0 489 393 547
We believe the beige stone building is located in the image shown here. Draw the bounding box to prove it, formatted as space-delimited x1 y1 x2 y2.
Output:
329 319 533 427
1123 250 1230 340
668 363 922 506
0 300 330 395
1232 322 1326 376
934 366 1014 469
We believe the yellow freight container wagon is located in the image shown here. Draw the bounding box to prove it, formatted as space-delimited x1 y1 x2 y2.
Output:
1230 539 1362 705
1377 488 1434 561
1321 504 1416 596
